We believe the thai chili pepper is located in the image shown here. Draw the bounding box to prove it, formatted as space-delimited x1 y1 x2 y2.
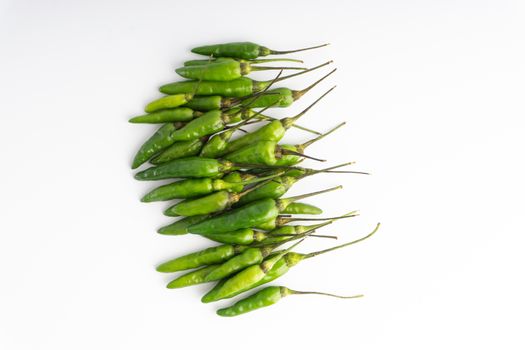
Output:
240 68 336 109
216 86 335 159
149 137 207 165
224 140 326 166
167 265 219 289
129 107 201 124
188 186 341 235
144 93 194 113
202 223 380 303
134 157 235 180
191 42 329 60
184 57 303 66
131 122 184 169
176 59 305 81
202 239 304 301
217 286 362 317
157 215 210 235
156 244 249 273
197 227 336 245
237 162 367 206
159 61 332 97
163 173 283 217
142 171 257 202
280 202 322 215
273 122 346 166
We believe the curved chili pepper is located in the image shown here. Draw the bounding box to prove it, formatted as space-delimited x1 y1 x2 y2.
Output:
191 42 328 60
157 215 210 235
184 57 304 67
150 138 207 165
280 202 322 215
129 107 200 124
217 286 362 317
145 93 193 113
134 157 235 180
202 223 380 303
188 186 341 235
167 265 219 289
159 61 332 97
131 122 185 169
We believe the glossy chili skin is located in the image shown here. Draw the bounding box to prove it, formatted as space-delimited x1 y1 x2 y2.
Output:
216 286 285 317
222 120 286 155
145 94 193 113
160 78 263 98
164 190 233 217
150 138 205 165
241 88 294 108
281 202 322 215
134 157 234 180
141 172 243 202
184 96 235 111
176 60 249 81
202 252 304 303
204 246 272 282
169 110 225 141
199 228 266 245
236 176 297 206
191 42 270 60
156 244 248 272
166 265 218 289
272 144 302 166
131 122 184 169
129 107 197 123
188 198 280 235
157 215 210 235
224 141 278 166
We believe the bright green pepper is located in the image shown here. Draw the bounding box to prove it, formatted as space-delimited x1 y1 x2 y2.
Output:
150 138 206 165
188 186 341 235
129 107 200 123
191 42 328 60
156 244 249 273
160 61 331 97
157 215 210 235
131 122 184 169
217 286 362 317
176 59 304 81
280 202 322 215
134 157 235 180
199 228 266 245
167 265 219 289
145 94 193 113
184 57 303 67
202 223 380 303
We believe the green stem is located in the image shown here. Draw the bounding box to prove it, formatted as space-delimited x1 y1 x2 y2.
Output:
271 60 333 84
250 58 304 64
281 86 335 129
288 289 363 299
299 122 346 151
292 70 336 101
270 43 329 55
281 185 342 204
279 211 359 225
304 223 381 259
280 149 326 162
251 65 306 71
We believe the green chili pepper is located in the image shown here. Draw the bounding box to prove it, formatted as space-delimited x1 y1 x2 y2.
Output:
202 223 380 303
145 94 194 113
254 210 358 231
240 69 336 108
217 286 362 317
176 59 305 81
163 173 282 217
188 186 341 235
184 57 304 67
198 228 266 245
149 137 207 165
134 157 234 180
166 265 219 289
129 107 201 124
191 42 328 60
159 61 332 97
204 239 304 301
273 122 346 166
221 86 335 156
280 202 322 215
131 122 184 169
157 215 210 235
142 171 259 202
156 243 250 273
237 162 366 206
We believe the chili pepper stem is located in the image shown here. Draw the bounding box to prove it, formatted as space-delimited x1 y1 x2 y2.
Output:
250 58 304 64
292 70 337 101
279 185 342 208
280 148 326 162
277 211 359 225
304 223 381 259
286 288 363 299
269 43 330 55
250 65 307 71
257 113 321 135
300 161 355 178
271 60 333 85
280 86 335 130
298 122 346 152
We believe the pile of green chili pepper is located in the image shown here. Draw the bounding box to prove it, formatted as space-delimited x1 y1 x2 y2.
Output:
130 41 379 317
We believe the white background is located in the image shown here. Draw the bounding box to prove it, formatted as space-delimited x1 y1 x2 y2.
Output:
1 0 524 349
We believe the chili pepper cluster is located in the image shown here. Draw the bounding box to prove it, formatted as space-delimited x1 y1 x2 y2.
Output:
131 42 379 316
